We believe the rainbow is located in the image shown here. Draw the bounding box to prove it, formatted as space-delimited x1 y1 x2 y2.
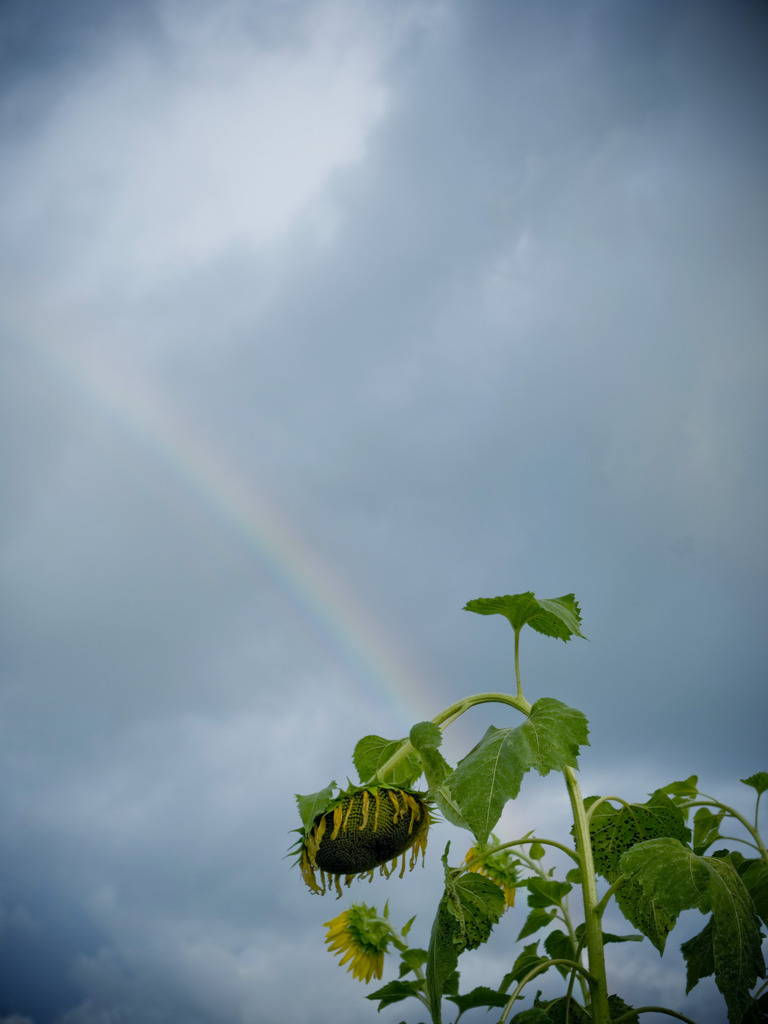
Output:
5 300 441 729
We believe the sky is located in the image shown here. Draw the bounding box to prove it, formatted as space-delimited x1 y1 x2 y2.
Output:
0 0 766 1022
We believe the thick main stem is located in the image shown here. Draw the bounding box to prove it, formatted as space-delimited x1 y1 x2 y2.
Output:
564 765 611 1024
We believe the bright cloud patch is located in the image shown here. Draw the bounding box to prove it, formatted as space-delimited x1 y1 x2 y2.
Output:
0 0 390 290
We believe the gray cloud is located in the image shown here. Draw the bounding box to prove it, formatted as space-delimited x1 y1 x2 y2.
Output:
1 0 766 1021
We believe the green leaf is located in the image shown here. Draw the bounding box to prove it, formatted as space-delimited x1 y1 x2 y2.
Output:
585 790 690 951
408 723 470 831
445 698 589 843
410 721 442 749
295 781 336 831
525 877 572 909
739 859 768 928
741 772 768 796
366 978 425 1010
575 923 642 944
658 775 700 807
509 1003 552 1024
445 986 509 1013
398 947 428 978
693 806 726 854
464 592 586 641
621 838 766 1022
511 993 589 1024
505 942 547 985
353 735 423 787
543 929 577 977
607 996 640 1024
426 853 506 1023
681 919 716 993
517 908 557 941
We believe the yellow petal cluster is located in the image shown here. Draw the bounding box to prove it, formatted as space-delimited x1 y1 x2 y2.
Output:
323 907 388 983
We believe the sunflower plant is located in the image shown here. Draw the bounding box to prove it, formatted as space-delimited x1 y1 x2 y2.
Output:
292 591 768 1024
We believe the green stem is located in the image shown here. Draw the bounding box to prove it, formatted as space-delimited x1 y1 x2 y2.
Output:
375 691 531 782
594 875 626 920
514 627 523 701
498 959 594 1024
464 836 580 867
563 765 611 1024
612 1008 698 1024
686 797 768 867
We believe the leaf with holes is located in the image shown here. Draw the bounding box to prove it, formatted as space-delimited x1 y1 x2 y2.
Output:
621 838 765 1022
584 791 690 950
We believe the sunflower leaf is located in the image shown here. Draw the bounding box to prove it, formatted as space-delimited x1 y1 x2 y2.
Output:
463 592 586 641
621 838 765 1022
426 851 506 1023
741 772 768 796
353 735 422 787
366 978 425 1010
295 782 336 832
445 985 509 1013
584 790 690 951
443 698 589 844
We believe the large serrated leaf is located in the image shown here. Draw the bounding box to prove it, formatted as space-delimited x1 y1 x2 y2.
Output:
621 838 765 1022
464 592 585 641
444 698 589 843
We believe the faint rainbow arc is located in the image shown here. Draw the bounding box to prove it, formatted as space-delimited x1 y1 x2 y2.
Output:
8 309 439 728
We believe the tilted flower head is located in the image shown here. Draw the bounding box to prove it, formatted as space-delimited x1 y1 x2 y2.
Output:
323 903 394 983
292 783 431 897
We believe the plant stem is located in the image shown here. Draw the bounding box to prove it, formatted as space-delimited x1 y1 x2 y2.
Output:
514 627 523 701
687 797 768 867
375 691 531 782
563 765 611 1024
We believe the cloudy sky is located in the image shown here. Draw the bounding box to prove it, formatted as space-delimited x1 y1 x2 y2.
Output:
1 1 766 1021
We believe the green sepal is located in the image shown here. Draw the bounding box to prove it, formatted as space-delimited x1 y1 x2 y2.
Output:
621 837 765 1022
463 592 586 641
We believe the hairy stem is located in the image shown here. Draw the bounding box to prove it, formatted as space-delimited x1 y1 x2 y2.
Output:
564 765 611 1024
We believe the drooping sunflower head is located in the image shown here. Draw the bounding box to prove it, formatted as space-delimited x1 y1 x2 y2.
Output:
323 903 394 983
292 783 431 896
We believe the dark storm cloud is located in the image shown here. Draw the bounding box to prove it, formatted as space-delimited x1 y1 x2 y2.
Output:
1 1 766 1022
